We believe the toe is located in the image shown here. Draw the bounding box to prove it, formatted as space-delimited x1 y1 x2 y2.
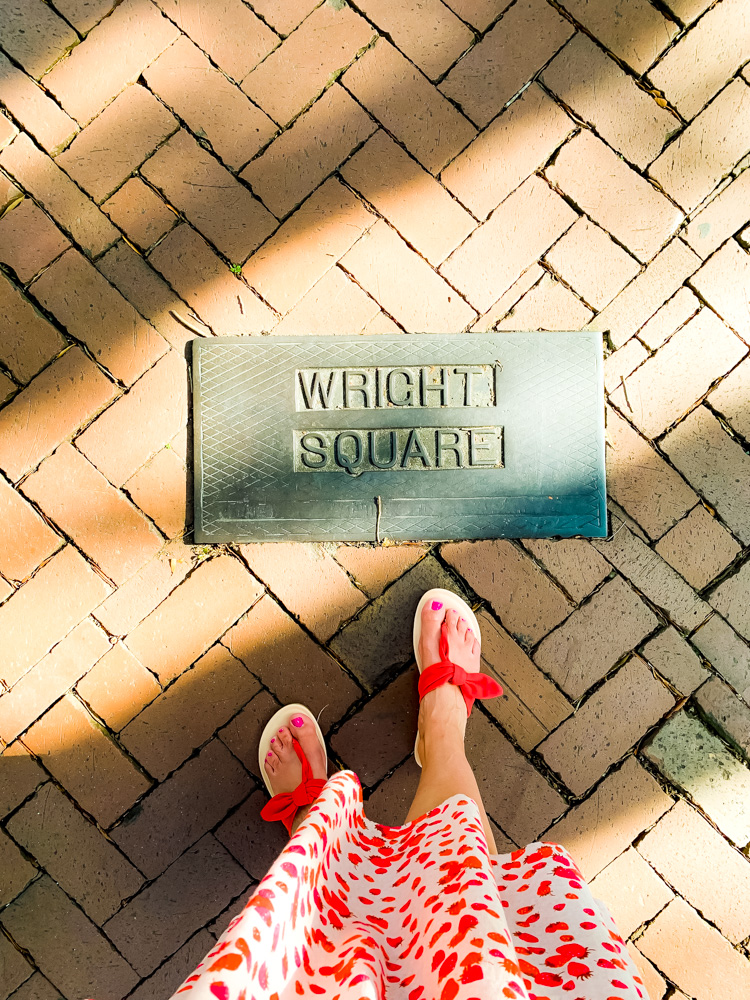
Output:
420 596 446 667
471 637 481 657
445 608 461 633
264 753 276 775
276 726 292 753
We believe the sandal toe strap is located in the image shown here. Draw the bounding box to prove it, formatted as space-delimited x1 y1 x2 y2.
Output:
260 738 326 834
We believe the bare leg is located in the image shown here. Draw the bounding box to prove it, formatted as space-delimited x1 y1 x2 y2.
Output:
263 714 328 836
405 603 498 854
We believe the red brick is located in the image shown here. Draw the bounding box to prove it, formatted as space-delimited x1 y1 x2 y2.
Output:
3 876 138 997
242 84 374 219
639 897 750 999
546 217 641 311
495 271 593 330
661 405 750 544
127 930 217 1000
441 539 573 645
363 755 423 830
521 537 611 603
611 308 745 438
0 199 70 285
691 238 750 340
0 370 17 406
248 0 316 35
341 130 474 265
691 614 750 703
0 133 119 257
0 547 110 689
242 178 375 312
125 445 189 539
665 0 713 22
596 517 712 630
710 359 750 446
641 627 709 695
124 554 263 683
656 504 741 589
548 130 682 263
474 608 573 751
627 943 667 1000
141 130 276 262
638 798 750 942
6 781 144 923
242 1 375 126
113 738 253 877
0 741 46 818
102 176 176 250
589 237 700 348
557 0 677 73
0 932 33 997
0 267 69 390
331 669 418 785
0 476 61 585
440 174 577 311
539 656 675 795
144 35 277 171
0 828 36 905
215 788 288 880
696 676 750 760
270 265 381 336
77 642 160 732
221 594 361 722
217 688 281 781
0 619 110 745
589 847 672 938
542 32 676 169
149 223 275 334
441 0 572 127
343 37 476 173
711 561 750 641
534 575 658 698
356 0 473 80
239 541 366 639
0 0 77 79
545 756 673 880
604 405 697 538
57 85 177 203
22 444 163 585
0 171 22 215
23 694 151 827
0 347 118 482
96 240 210 351
153 0 278 82
75 348 187 487
31 249 168 385
103 834 248 976
652 0 750 119
333 543 427 598
52 0 119 32
637 286 700 350
471 264 544 331
341 218 477 331
0 111 16 150
684 169 750 259
443 0 512 31
93 539 194 636
466 709 566 843
441 82 573 221
42 0 179 124
651 80 750 213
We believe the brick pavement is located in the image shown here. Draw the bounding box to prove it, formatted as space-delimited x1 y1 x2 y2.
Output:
0 1 749 997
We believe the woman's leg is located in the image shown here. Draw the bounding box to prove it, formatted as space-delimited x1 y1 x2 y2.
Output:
405 602 498 854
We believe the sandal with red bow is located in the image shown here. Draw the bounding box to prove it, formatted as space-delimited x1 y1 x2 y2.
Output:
412 588 503 767
258 704 328 835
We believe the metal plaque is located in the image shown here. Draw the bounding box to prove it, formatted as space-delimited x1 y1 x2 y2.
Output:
192 333 606 542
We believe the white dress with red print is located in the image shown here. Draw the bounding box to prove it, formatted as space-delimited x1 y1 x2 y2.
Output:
170 771 646 1000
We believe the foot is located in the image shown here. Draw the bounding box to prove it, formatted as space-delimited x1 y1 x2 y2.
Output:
264 714 328 834
416 602 481 764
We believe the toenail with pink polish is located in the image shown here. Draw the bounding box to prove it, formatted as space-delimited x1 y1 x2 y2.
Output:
291 716 304 727
270 738 275 743
278 728 284 733
431 601 443 610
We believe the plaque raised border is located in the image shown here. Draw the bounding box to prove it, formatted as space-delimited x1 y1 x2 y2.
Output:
192 332 606 542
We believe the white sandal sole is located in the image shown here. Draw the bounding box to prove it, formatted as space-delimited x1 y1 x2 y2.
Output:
258 703 327 796
412 588 481 768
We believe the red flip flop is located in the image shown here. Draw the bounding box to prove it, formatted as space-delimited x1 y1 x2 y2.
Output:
412 588 503 767
258 704 327 835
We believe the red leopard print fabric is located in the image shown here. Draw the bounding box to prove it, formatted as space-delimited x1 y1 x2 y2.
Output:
170 772 646 1000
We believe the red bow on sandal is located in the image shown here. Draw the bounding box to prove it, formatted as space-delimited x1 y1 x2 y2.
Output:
258 704 328 835
413 588 503 767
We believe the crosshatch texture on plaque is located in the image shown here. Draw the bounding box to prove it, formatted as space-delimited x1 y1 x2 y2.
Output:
192 333 606 542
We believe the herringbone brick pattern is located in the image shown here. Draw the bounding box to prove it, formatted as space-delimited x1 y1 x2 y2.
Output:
0 1 749 997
